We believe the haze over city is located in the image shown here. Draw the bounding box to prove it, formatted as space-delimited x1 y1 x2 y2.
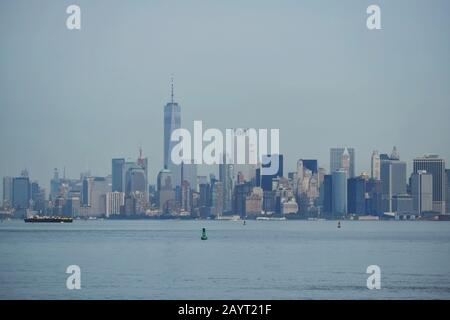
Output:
1 0 450 193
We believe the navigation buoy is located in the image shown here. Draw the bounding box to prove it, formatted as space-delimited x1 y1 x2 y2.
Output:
337 221 341 228
201 228 208 240
243 220 246 226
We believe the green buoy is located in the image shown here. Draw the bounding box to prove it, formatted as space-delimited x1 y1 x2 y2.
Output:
201 228 208 240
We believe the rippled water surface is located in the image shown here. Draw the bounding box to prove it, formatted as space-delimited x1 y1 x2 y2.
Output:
1 220 450 299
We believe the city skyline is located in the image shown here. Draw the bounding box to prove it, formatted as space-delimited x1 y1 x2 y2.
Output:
1 0 450 200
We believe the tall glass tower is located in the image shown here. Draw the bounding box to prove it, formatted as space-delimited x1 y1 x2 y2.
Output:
164 78 181 187
413 155 446 214
332 169 347 217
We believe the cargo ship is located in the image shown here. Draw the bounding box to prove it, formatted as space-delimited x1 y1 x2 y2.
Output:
24 216 73 223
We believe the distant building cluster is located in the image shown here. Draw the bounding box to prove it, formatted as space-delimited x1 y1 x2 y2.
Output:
1 87 449 220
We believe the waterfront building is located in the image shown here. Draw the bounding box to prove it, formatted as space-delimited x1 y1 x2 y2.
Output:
380 151 407 213
332 169 347 216
12 176 30 210
106 191 125 217
410 170 433 215
413 155 446 214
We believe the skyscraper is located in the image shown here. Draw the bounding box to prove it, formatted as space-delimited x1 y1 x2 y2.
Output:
90 177 111 216
12 176 30 210
371 150 381 180
157 168 175 212
210 180 223 217
2 176 13 207
413 155 446 214
50 168 61 200
219 153 234 213
330 147 355 178
341 148 351 178
106 191 125 217
380 156 407 213
411 170 433 215
347 174 368 215
323 174 333 215
180 180 192 213
163 78 181 188
332 169 347 216
446 169 450 214
233 182 251 218
112 158 125 192
125 164 146 195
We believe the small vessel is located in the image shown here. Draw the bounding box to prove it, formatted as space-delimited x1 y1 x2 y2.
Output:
24 216 73 223
337 221 341 228
201 228 208 240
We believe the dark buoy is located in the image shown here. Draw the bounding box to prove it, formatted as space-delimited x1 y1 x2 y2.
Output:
243 220 246 226
201 228 208 240
337 221 341 228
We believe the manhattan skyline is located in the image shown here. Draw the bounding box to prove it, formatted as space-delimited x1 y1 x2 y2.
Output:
1 0 450 195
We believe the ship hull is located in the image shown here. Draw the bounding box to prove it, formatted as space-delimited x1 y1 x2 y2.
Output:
24 217 73 223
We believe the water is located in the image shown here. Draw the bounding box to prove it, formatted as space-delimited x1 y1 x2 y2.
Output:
1 219 450 299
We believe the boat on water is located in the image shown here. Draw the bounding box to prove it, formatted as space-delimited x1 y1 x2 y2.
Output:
256 217 286 221
24 216 73 223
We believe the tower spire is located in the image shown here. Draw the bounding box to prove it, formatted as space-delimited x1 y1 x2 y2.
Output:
170 75 174 103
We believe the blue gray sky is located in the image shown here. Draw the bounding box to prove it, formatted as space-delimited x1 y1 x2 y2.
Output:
1 0 450 192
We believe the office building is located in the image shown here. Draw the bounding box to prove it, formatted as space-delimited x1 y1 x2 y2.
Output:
381 157 407 213
323 174 333 215
219 154 234 213
233 182 251 218
347 174 368 215
411 170 433 215
163 79 181 187
125 164 146 195
330 147 355 178
90 177 111 216
392 194 414 214
106 191 125 217
245 187 263 216
332 170 347 216
112 158 125 192
12 176 30 209
210 180 223 217
413 155 446 214
157 168 175 212
2 176 13 207
445 169 450 214
371 150 381 180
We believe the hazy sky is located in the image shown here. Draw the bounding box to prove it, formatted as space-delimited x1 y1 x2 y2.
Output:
1 0 450 193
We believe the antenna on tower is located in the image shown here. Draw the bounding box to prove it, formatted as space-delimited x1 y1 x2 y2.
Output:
170 75 174 103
